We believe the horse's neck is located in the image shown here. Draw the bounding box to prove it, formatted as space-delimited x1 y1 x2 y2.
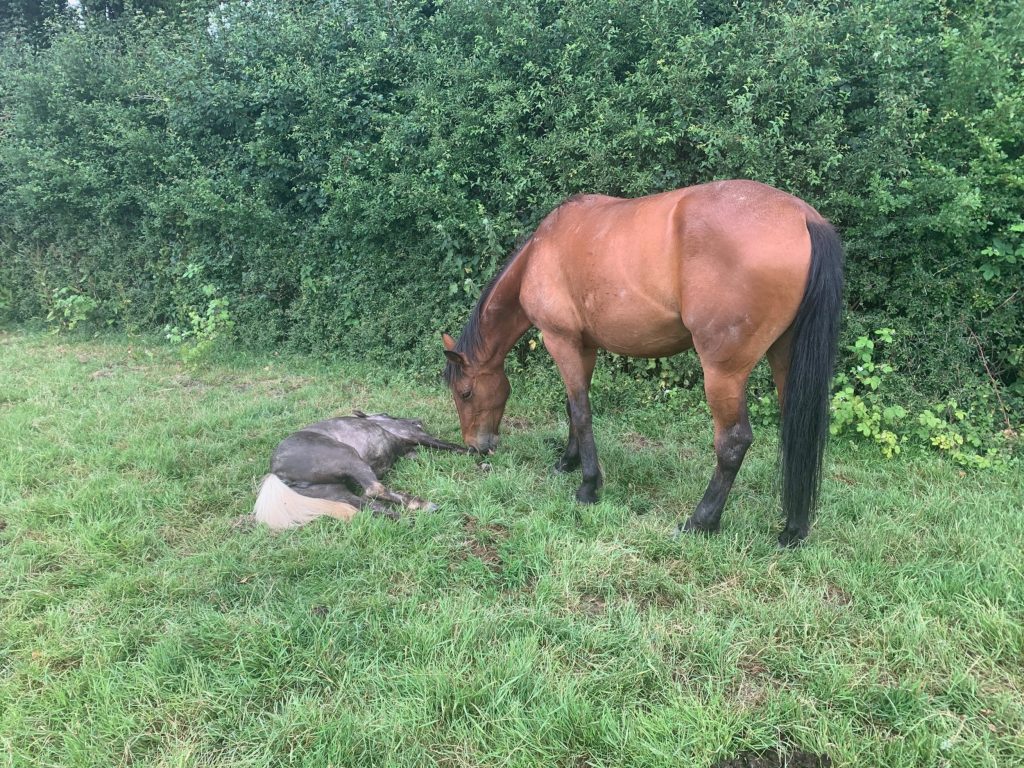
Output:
477 250 532 366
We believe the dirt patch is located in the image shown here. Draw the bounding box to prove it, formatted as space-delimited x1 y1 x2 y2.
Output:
628 588 681 611
574 592 607 616
823 583 853 606
233 375 314 394
713 747 831 768
738 652 768 677
230 514 259 533
730 677 767 710
622 431 662 450
169 373 211 391
455 515 508 572
504 415 534 431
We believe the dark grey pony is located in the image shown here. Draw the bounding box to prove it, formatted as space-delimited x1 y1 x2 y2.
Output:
252 411 465 529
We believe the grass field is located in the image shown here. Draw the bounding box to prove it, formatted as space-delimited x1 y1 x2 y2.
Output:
1 329 1022 768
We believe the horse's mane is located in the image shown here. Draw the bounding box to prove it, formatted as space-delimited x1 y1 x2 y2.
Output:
443 195 594 383
443 234 532 383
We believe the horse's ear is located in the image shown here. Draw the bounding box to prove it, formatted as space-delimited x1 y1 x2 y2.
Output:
443 349 468 367
442 332 468 367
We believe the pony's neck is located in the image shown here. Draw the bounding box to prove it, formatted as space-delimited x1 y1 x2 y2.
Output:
470 246 533 369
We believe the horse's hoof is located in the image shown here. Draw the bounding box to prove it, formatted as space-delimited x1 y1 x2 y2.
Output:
554 458 580 474
777 526 808 548
680 516 720 536
575 486 599 504
423 502 439 513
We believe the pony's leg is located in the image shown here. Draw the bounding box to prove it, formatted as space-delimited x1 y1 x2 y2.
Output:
680 366 754 534
273 437 414 517
415 435 470 453
295 483 401 519
555 397 581 472
342 460 436 511
543 334 601 503
374 488 437 511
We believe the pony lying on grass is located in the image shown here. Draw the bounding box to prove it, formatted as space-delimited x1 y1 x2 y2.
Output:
252 411 465 529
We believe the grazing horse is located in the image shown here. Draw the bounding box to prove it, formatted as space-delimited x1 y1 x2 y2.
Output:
252 411 465 529
442 180 843 546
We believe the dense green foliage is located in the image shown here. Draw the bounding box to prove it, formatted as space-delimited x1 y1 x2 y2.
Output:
1 0 1021 427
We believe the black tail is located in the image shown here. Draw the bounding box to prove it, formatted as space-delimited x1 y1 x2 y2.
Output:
779 219 844 547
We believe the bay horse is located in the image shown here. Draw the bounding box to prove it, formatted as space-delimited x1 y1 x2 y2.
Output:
442 180 843 546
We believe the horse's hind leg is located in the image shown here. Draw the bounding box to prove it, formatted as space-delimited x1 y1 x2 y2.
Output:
681 365 754 535
766 328 792 407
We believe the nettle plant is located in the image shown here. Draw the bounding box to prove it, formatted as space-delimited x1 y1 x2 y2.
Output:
830 328 906 457
830 328 1013 467
163 263 234 364
46 287 100 333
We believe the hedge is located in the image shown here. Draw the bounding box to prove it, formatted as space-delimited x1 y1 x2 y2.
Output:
1 0 1021 425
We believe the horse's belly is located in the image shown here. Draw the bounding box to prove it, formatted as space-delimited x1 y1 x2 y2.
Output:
586 312 693 358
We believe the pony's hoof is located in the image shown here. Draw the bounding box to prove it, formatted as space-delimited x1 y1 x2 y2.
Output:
777 526 808 548
575 486 599 504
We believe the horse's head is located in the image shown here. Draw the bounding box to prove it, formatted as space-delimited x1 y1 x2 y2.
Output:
442 332 509 454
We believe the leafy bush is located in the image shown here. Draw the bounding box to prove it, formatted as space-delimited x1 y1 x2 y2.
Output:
0 0 1020 445
46 287 100 333
830 329 1017 467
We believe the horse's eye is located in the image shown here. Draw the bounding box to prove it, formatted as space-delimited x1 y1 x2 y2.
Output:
460 389 472 401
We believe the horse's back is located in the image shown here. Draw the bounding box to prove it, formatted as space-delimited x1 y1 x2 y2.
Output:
520 180 817 361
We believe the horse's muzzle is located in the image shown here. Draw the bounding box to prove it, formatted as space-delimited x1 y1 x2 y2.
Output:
469 434 499 455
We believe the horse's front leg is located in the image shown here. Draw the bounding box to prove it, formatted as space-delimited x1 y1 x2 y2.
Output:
554 396 581 472
543 334 601 503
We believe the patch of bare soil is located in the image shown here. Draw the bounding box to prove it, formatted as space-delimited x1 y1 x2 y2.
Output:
713 747 831 768
504 415 534 431
455 515 508 571
571 592 607 616
823 583 853 606
230 514 259 533
622 430 662 450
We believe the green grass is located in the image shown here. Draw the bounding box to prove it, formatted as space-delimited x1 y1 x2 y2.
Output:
1 329 1022 768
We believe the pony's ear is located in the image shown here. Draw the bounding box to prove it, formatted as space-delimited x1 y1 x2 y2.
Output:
441 332 457 351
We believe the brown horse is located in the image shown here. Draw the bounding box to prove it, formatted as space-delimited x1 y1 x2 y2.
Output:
442 180 843 546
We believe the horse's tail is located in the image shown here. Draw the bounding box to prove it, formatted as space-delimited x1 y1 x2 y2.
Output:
252 473 359 530
779 219 844 546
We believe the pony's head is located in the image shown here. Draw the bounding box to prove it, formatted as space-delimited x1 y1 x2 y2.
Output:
442 332 509 453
